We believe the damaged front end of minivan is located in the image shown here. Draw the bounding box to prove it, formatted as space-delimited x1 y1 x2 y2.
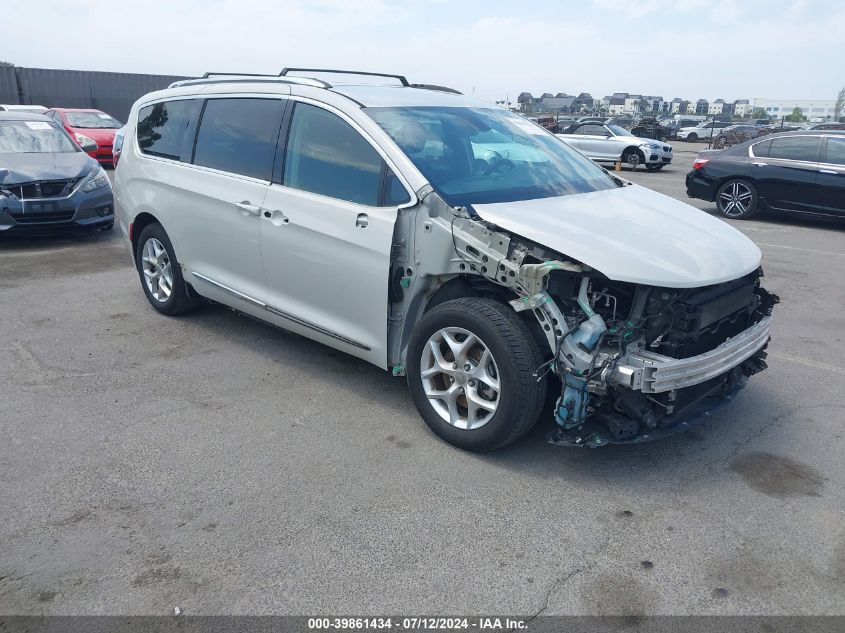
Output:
390 186 778 447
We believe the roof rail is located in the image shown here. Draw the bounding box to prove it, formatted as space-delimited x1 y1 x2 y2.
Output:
168 74 331 89
280 67 409 87
410 83 463 95
203 72 276 79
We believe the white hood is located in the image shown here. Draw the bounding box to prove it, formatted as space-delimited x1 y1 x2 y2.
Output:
472 184 761 288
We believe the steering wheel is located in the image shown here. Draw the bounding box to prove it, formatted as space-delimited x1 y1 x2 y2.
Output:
483 157 516 176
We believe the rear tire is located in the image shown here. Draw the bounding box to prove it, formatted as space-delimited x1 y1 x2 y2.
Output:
716 179 759 219
135 223 200 315
406 298 547 452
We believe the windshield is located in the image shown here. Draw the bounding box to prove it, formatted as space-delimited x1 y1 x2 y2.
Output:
0 121 77 153
65 112 122 129
367 106 618 206
606 125 629 136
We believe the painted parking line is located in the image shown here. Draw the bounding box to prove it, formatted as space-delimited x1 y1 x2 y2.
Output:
771 353 845 375
757 243 845 257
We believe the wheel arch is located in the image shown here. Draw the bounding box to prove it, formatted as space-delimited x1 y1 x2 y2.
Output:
130 212 162 258
421 276 550 361
130 212 198 297
621 145 646 163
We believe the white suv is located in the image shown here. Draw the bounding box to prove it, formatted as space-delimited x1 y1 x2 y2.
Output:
115 69 776 451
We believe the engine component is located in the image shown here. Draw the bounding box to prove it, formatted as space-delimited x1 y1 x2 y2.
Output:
555 278 608 429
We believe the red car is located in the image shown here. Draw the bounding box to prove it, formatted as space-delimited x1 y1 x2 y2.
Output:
43 108 123 166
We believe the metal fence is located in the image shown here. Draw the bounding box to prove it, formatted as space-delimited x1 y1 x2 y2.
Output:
0 65 19 105
4 66 189 122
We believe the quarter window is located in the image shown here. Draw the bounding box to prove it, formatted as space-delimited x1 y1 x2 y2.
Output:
283 103 384 206
823 137 845 165
193 98 284 180
383 168 411 206
767 136 821 162
137 99 195 161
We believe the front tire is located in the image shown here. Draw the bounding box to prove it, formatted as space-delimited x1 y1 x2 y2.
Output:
687 133 698 142
135 223 200 315
622 148 641 169
716 179 759 219
406 298 547 452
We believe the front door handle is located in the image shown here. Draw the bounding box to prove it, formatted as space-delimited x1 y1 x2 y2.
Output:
356 213 369 228
752 162 767 167
234 201 262 216
818 168 838 175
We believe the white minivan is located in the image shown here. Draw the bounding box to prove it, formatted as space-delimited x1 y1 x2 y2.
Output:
115 69 776 451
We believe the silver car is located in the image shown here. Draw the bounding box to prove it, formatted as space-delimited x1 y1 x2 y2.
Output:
556 123 672 171
114 69 774 452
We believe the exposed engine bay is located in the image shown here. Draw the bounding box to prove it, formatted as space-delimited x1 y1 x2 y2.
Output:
391 189 778 447
540 266 777 446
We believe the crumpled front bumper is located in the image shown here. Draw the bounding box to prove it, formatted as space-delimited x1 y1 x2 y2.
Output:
612 316 771 393
548 316 772 448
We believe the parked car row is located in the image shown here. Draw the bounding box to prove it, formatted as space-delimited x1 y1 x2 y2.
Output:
0 112 114 234
1 104 123 166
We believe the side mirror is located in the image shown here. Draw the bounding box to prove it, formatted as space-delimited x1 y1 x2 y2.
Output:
79 139 97 154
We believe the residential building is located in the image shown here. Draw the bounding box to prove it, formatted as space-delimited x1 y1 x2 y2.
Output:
733 99 751 117
670 98 691 114
708 99 726 115
533 96 576 113
695 99 709 115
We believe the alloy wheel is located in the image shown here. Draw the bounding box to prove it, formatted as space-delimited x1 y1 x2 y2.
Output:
718 182 754 217
141 238 173 303
419 327 501 430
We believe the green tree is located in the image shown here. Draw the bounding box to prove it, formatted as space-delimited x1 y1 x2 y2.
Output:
784 106 806 122
751 107 768 120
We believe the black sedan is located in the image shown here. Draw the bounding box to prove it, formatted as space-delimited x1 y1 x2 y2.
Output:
0 112 114 234
686 130 845 220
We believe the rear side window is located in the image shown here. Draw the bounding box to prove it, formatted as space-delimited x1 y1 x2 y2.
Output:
193 98 284 180
767 136 821 162
578 124 607 136
283 103 383 206
823 137 845 165
137 99 195 160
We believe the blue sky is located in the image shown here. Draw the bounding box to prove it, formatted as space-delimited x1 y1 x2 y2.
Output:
4 0 843 104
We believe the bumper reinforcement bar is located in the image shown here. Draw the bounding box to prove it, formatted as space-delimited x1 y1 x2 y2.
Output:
612 316 772 393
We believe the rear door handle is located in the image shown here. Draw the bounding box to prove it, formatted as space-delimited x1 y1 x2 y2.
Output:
752 162 767 167
356 213 369 228
818 168 838 175
234 201 262 216
262 209 289 226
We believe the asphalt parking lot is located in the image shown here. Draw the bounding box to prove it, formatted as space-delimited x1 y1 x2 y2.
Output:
1 161 844 616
